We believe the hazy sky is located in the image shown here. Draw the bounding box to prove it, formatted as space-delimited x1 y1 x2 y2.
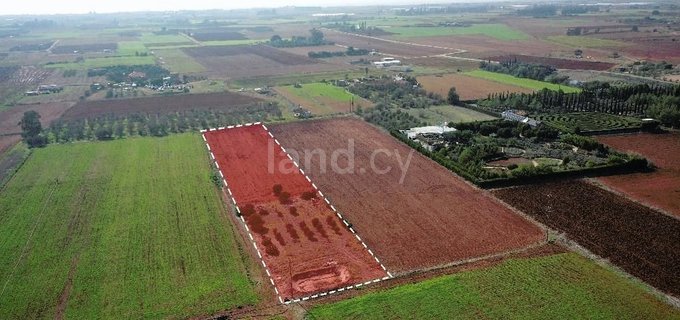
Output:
1 0 461 15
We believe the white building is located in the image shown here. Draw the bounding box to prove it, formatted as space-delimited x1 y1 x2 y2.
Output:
403 125 457 139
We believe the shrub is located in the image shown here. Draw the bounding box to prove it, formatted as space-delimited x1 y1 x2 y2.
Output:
272 184 283 196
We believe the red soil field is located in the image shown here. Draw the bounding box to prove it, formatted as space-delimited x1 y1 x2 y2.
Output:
270 118 544 273
60 92 263 120
417 73 534 100
493 180 680 297
204 124 386 302
484 54 615 71
596 132 680 218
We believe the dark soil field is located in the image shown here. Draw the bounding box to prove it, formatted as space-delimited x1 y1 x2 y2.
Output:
51 43 118 54
61 92 263 120
0 135 21 155
484 54 615 71
493 180 680 297
413 35 558 58
621 37 680 63
184 44 348 79
417 73 534 100
270 118 545 273
204 125 386 301
596 133 680 217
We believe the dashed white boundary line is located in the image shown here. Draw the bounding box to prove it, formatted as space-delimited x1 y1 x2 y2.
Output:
201 122 392 305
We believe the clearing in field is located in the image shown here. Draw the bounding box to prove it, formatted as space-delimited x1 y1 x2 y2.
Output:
546 35 628 49
0 134 258 318
534 112 642 134
308 252 679 319
275 83 373 115
406 105 497 125
388 24 530 41
596 132 680 217
493 180 680 297
417 73 534 100
270 118 544 273
464 70 581 93
203 124 387 302
155 48 207 73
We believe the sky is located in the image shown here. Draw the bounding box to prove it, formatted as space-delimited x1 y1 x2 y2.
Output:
0 0 469 15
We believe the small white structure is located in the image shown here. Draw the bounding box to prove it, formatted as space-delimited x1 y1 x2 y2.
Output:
373 57 401 68
403 125 457 139
501 110 541 127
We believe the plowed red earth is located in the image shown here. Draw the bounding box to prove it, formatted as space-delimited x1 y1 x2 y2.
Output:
204 125 385 301
596 132 680 218
493 180 680 297
270 118 544 273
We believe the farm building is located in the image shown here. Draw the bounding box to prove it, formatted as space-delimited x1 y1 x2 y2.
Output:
501 110 541 127
374 57 402 68
402 124 457 139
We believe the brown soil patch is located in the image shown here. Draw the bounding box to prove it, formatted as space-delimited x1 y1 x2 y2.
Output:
0 101 75 135
596 132 680 218
270 117 545 273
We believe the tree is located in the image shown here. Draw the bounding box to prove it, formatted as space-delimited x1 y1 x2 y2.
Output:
270 35 282 43
309 28 324 44
95 127 113 140
447 87 460 105
19 111 42 138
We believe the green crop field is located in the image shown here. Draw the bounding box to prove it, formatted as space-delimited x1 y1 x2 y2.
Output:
309 253 678 319
117 41 148 56
407 105 498 124
44 55 156 69
0 134 257 319
139 33 194 45
277 82 365 115
389 24 530 41
534 112 642 133
546 35 628 48
464 70 581 93
155 48 206 73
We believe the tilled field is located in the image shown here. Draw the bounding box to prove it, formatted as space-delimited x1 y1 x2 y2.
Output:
60 92 263 120
596 133 680 217
51 43 118 54
484 54 615 71
493 180 680 297
270 118 544 273
0 101 75 135
417 73 533 100
204 124 386 302
183 44 348 79
322 30 453 58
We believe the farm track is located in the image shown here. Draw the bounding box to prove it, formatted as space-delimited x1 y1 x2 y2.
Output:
493 179 680 297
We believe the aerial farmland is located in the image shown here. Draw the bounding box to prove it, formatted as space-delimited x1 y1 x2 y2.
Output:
0 1 679 319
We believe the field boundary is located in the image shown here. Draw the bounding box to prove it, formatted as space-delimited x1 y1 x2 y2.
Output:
200 123 392 304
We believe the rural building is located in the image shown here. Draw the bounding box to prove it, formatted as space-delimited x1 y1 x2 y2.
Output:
402 124 457 139
501 110 541 127
373 57 401 68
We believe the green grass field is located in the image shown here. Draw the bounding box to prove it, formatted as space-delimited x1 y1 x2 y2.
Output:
389 24 530 41
0 134 257 319
139 33 194 45
407 105 498 124
534 112 642 133
277 82 363 114
117 41 148 56
546 35 628 48
44 55 156 69
309 253 678 319
155 48 206 73
464 70 581 93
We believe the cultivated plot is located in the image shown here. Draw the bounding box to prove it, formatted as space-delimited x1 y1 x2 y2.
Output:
270 118 545 273
202 124 388 303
